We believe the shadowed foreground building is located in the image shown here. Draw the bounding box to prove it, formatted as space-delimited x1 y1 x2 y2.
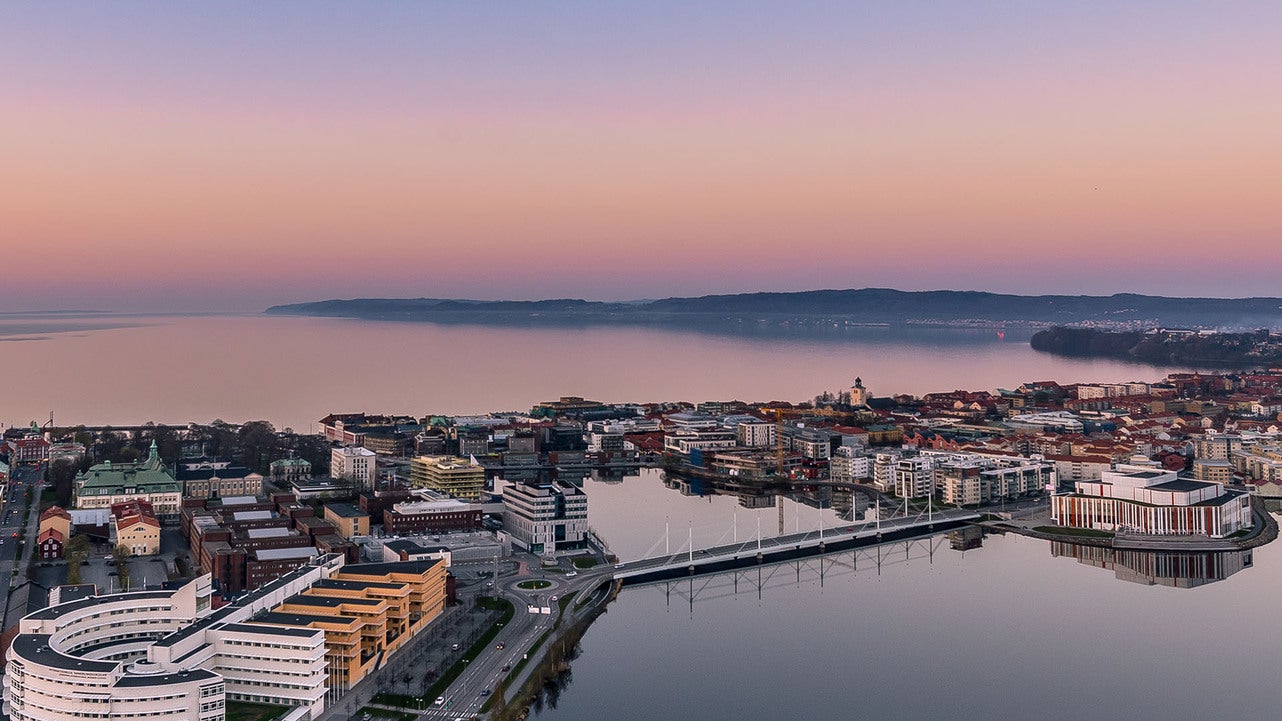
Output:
1 554 446 721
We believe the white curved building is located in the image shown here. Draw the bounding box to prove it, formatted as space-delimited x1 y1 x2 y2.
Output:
3 558 342 721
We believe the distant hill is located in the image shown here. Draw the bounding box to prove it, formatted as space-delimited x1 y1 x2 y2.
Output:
265 289 1282 329
1030 327 1282 367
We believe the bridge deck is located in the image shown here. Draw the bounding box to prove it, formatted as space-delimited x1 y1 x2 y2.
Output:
612 509 979 584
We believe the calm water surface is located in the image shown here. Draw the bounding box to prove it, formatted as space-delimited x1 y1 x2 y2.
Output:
551 471 1276 721
0 314 1180 430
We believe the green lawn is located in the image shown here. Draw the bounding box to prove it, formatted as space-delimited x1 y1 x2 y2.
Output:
570 557 598 569
225 701 288 721
516 579 551 590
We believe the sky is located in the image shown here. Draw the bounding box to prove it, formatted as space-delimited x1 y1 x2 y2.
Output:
2 1 1280 312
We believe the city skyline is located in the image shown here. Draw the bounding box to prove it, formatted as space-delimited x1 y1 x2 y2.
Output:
3 1 1280 312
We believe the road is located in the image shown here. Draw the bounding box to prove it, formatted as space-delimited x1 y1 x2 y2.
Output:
1 463 45 626
411 564 618 721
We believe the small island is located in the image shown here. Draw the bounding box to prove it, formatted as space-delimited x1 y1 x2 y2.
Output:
1030 327 1282 368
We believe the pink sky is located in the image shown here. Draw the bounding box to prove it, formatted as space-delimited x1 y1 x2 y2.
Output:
2 2 1280 311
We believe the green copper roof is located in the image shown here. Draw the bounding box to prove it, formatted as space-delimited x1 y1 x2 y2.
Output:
75 456 179 496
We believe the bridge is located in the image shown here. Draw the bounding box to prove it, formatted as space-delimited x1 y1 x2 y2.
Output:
611 505 980 586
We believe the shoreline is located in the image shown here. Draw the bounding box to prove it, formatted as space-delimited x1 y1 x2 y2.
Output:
981 496 1278 552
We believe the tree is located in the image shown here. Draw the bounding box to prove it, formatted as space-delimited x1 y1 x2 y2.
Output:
238 421 279 472
114 544 133 591
47 460 78 507
65 535 91 585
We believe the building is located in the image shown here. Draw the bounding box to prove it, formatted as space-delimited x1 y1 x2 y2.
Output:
182 495 358 594
323 503 370 539
38 507 72 545
1194 433 1243 460
331 446 377 493
503 481 588 555
784 427 836 461
934 459 986 506
1192 458 1234 484
73 442 182 522
894 456 936 499
270 455 313 484
663 429 737 455
982 462 1055 500
381 539 452 565
1048 454 1112 484
4 434 50 465
254 559 447 691
2 571 327 721
830 446 871 482
36 528 64 560
2 554 451 720
409 455 486 501
535 396 606 416
175 458 264 500
1050 466 1252 538
109 500 161 556
734 419 776 448
47 443 86 467
850 377 870 407
384 498 482 535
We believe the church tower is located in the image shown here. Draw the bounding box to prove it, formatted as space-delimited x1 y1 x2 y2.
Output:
850 377 870 407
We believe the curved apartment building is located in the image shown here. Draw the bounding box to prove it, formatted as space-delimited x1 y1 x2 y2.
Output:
3 553 447 721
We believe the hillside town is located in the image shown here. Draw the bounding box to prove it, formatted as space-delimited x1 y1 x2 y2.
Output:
1 367 1280 721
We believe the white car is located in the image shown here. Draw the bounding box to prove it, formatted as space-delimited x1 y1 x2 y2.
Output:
565 571 578 577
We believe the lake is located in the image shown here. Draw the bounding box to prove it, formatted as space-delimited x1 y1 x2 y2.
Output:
0 313 1180 431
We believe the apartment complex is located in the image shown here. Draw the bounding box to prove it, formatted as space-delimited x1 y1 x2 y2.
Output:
409 455 486 501
1 553 449 721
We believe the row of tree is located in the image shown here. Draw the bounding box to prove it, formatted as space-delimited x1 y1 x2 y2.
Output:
59 420 332 475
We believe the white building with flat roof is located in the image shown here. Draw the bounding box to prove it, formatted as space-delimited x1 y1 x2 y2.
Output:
2 558 344 721
1051 466 1251 537
331 446 376 491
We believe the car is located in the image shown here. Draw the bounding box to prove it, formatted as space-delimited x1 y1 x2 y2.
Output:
451 643 460 651
550 595 558 602
501 664 511 672
480 689 492 697
496 642 505 650
565 571 578 577
10 532 15 538
434 697 445 706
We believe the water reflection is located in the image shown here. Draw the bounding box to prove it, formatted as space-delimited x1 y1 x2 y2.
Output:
1050 541 1253 588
